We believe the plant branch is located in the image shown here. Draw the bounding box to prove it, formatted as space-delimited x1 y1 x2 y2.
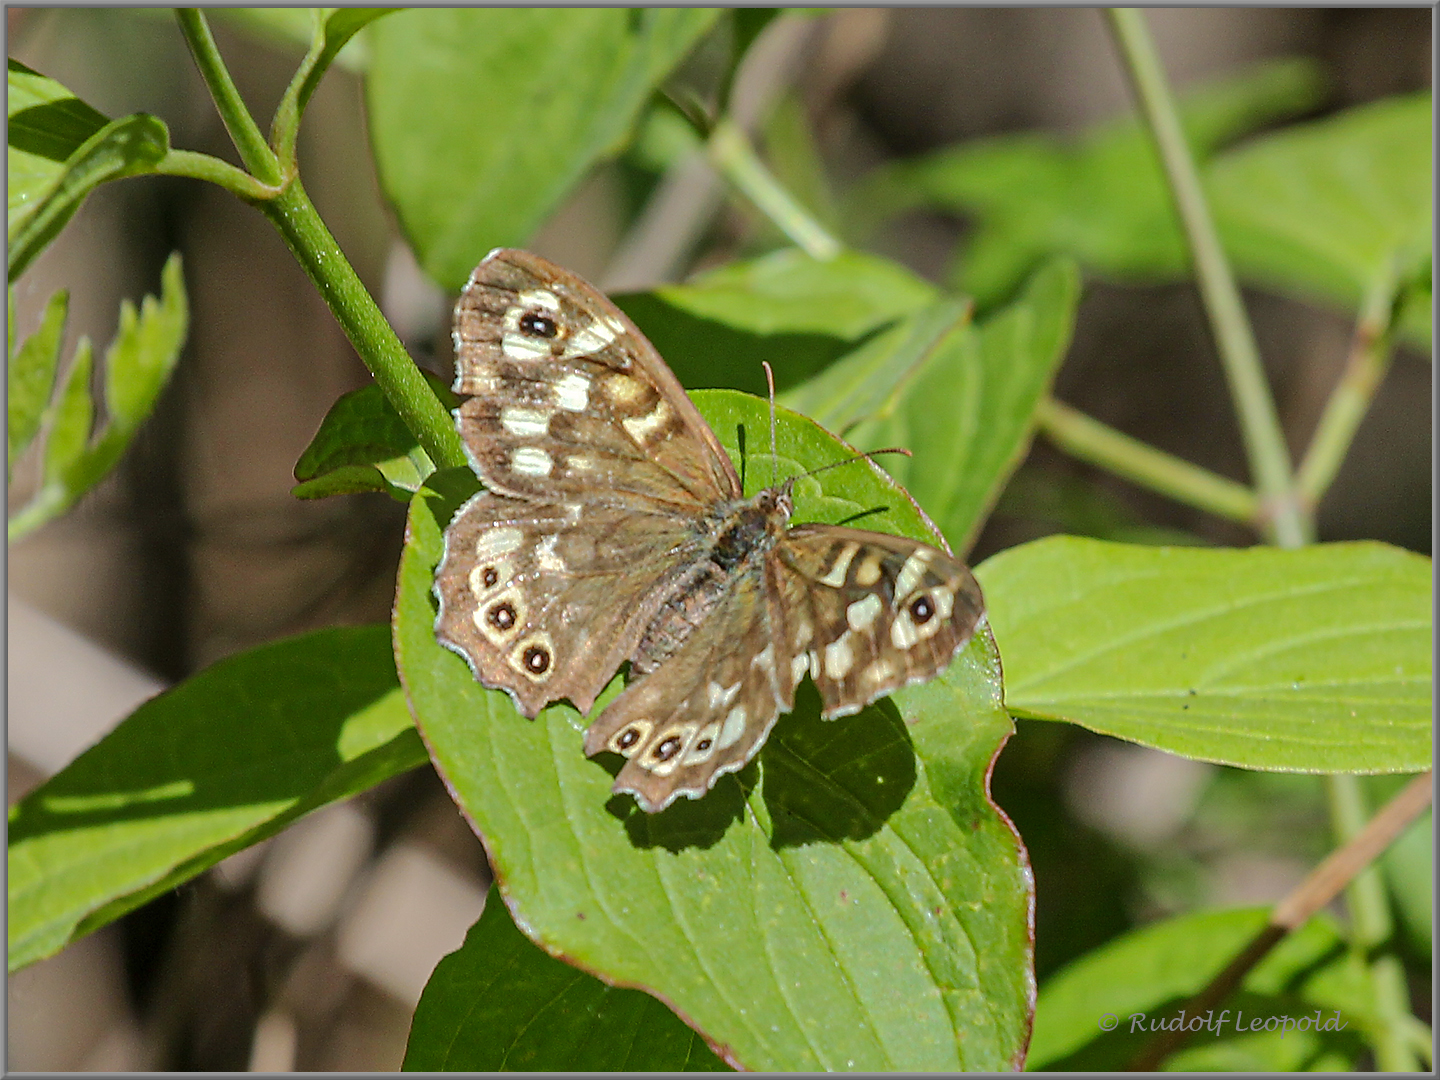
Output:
174 9 284 187
1296 273 1400 508
153 149 280 202
1036 397 1259 526
257 180 466 471
707 117 841 261
1324 774 1423 1071
1128 772 1432 1070
1106 9 1309 549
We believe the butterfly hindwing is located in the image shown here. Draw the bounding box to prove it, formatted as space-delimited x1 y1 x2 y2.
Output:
774 525 986 719
581 566 802 813
435 491 703 717
452 249 740 510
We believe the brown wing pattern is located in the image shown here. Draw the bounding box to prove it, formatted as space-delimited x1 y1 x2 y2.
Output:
435 492 703 717
581 564 803 813
773 525 985 719
452 249 739 510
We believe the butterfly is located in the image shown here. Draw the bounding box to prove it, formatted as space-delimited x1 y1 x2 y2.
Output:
433 249 986 814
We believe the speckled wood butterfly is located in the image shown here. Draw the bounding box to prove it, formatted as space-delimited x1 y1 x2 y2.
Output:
434 249 985 813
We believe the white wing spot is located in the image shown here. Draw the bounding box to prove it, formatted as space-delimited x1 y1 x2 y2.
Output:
790 652 809 684
567 454 595 473
855 553 884 587
516 289 560 312
824 633 855 679
753 644 776 675
846 594 883 632
793 619 813 648
605 374 646 404
474 527 524 561
500 406 551 438
511 447 553 477
553 373 590 411
891 612 920 650
866 658 898 686
707 681 742 709
564 319 617 358
717 705 749 750
819 543 859 588
622 399 671 444
535 534 565 573
895 552 933 598
502 332 550 360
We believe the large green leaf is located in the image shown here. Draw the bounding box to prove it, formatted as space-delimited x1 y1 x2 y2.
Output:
1028 907 1374 1071
394 390 1032 1071
618 249 937 398
7 61 170 281
8 625 426 972
292 370 455 502
7 287 69 475
834 258 1079 554
1210 91 1433 348
366 8 719 290
856 58 1324 309
9 253 188 543
404 896 729 1071
978 536 1432 773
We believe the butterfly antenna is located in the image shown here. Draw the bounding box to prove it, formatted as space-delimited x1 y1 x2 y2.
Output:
762 360 779 488
800 446 913 482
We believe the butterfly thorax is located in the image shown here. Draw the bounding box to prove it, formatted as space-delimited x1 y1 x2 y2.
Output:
630 486 793 676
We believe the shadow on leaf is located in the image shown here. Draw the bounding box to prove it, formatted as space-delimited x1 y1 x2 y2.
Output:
602 758 752 853
762 680 915 848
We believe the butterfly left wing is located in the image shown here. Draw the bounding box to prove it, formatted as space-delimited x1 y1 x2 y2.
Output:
771 525 985 719
582 565 803 813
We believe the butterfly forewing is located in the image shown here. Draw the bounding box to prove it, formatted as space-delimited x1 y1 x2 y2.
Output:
453 249 739 509
773 526 985 719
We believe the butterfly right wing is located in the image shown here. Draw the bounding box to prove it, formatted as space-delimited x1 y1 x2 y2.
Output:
581 561 804 813
435 491 703 718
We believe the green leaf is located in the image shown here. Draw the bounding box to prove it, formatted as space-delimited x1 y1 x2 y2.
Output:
1210 91 1433 348
6 59 110 234
404 896 730 1071
7 287 69 474
790 258 1078 554
858 57 1325 309
394 390 1032 1071
292 370 454 501
39 335 93 485
1028 907 1373 1071
617 247 938 396
8 625 426 972
367 8 720 290
9 109 171 283
978 536 1433 773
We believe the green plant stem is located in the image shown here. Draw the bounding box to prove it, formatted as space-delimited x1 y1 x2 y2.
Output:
1107 9 1309 549
708 117 841 261
153 149 279 202
1036 397 1259 526
1325 774 1422 1072
258 180 466 471
174 9 284 187
1296 274 1399 508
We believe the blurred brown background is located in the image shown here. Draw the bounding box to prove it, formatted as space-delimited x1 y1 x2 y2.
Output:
7 8 1430 1071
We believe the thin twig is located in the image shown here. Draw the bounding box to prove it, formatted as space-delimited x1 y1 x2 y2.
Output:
1106 9 1309 549
1036 397 1259 526
1128 772 1432 1070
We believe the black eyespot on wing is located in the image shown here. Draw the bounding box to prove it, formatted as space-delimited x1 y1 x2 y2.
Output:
520 311 558 338
653 735 682 761
910 595 935 624
524 645 551 673
490 602 516 629
618 728 641 750
482 567 499 587
696 738 712 752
